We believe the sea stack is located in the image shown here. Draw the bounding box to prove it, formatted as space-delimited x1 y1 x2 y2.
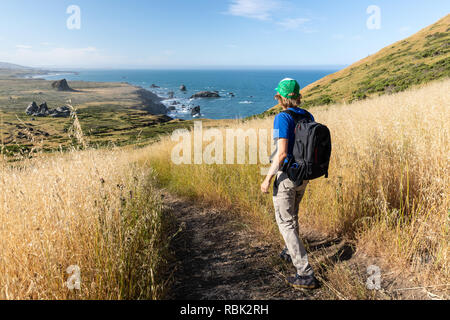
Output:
191 106 201 116
190 91 220 99
51 79 74 92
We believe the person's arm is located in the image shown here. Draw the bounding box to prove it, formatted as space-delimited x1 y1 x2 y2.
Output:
261 138 288 194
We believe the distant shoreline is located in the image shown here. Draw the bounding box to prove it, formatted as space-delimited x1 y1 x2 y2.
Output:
30 68 338 120
13 69 170 116
20 70 79 80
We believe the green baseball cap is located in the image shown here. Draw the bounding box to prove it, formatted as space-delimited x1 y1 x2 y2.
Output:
275 78 301 99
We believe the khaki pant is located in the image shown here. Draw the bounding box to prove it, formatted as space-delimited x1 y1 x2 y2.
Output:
273 172 314 276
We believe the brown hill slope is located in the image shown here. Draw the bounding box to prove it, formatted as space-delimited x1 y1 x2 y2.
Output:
263 14 449 115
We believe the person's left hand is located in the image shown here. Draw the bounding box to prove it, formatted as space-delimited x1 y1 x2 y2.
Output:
261 179 271 194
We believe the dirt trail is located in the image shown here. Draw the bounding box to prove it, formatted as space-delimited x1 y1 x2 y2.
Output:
163 191 355 300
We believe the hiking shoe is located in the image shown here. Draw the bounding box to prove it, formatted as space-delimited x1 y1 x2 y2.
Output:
287 274 319 289
280 248 292 263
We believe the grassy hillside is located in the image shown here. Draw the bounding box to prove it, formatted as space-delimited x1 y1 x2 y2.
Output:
1 79 447 299
0 76 191 156
0 62 32 70
146 79 449 298
264 14 450 115
0 147 173 299
0 61 52 78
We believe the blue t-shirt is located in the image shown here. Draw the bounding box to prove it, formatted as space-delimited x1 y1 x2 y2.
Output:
273 107 315 157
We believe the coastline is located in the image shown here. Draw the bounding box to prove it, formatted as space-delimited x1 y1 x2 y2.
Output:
26 69 340 120
18 70 170 117
22 68 343 120
0 71 181 150
33 70 197 119
23 71 79 79
133 86 169 115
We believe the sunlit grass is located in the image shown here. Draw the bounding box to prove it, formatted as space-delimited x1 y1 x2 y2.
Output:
0 79 448 300
0 147 172 300
145 79 449 293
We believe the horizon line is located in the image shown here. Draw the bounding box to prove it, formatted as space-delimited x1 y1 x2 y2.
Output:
37 65 347 71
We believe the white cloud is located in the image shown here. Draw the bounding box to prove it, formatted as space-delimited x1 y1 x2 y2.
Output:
226 1 313 34
226 0 280 21
277 18 310 30
277 18 311 30
0 46 122 68
16 45 32 49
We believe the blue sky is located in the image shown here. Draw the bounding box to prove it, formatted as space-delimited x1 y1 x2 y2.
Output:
0 0 448 68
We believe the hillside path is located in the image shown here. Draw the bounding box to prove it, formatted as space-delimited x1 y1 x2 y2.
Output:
163 191 347 300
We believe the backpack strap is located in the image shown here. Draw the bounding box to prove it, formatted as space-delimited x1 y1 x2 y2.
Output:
282 109 313 123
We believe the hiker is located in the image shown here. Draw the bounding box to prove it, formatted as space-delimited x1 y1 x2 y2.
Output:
260 78 320 289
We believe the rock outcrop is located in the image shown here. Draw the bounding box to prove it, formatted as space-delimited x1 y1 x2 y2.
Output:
191 106 201 116
134 89 168 115
180 85 187 91
51 79 74 92
25 102 39 115
190 91 220 99
25 102 71 117
37 102 49 116
26 102 50 117
49 106 71 117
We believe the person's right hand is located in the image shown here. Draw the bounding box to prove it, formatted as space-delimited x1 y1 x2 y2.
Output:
261 179 271 194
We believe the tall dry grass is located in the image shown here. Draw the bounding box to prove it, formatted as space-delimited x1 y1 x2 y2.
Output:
0 79 447 299
0 146 172 300
145 79 449 293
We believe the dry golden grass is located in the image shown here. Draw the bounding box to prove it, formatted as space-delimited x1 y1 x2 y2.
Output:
145 79 449 297
0 147 172 300
0 79 448 300
264 14 449 114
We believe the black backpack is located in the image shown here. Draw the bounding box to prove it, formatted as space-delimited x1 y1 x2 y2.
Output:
282 109 332 186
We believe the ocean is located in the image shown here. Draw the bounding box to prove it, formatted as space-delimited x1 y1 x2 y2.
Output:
41 69 339 120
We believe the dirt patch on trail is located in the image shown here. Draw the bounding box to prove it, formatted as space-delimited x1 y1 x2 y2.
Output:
163 191 349 300
162 191 440 300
